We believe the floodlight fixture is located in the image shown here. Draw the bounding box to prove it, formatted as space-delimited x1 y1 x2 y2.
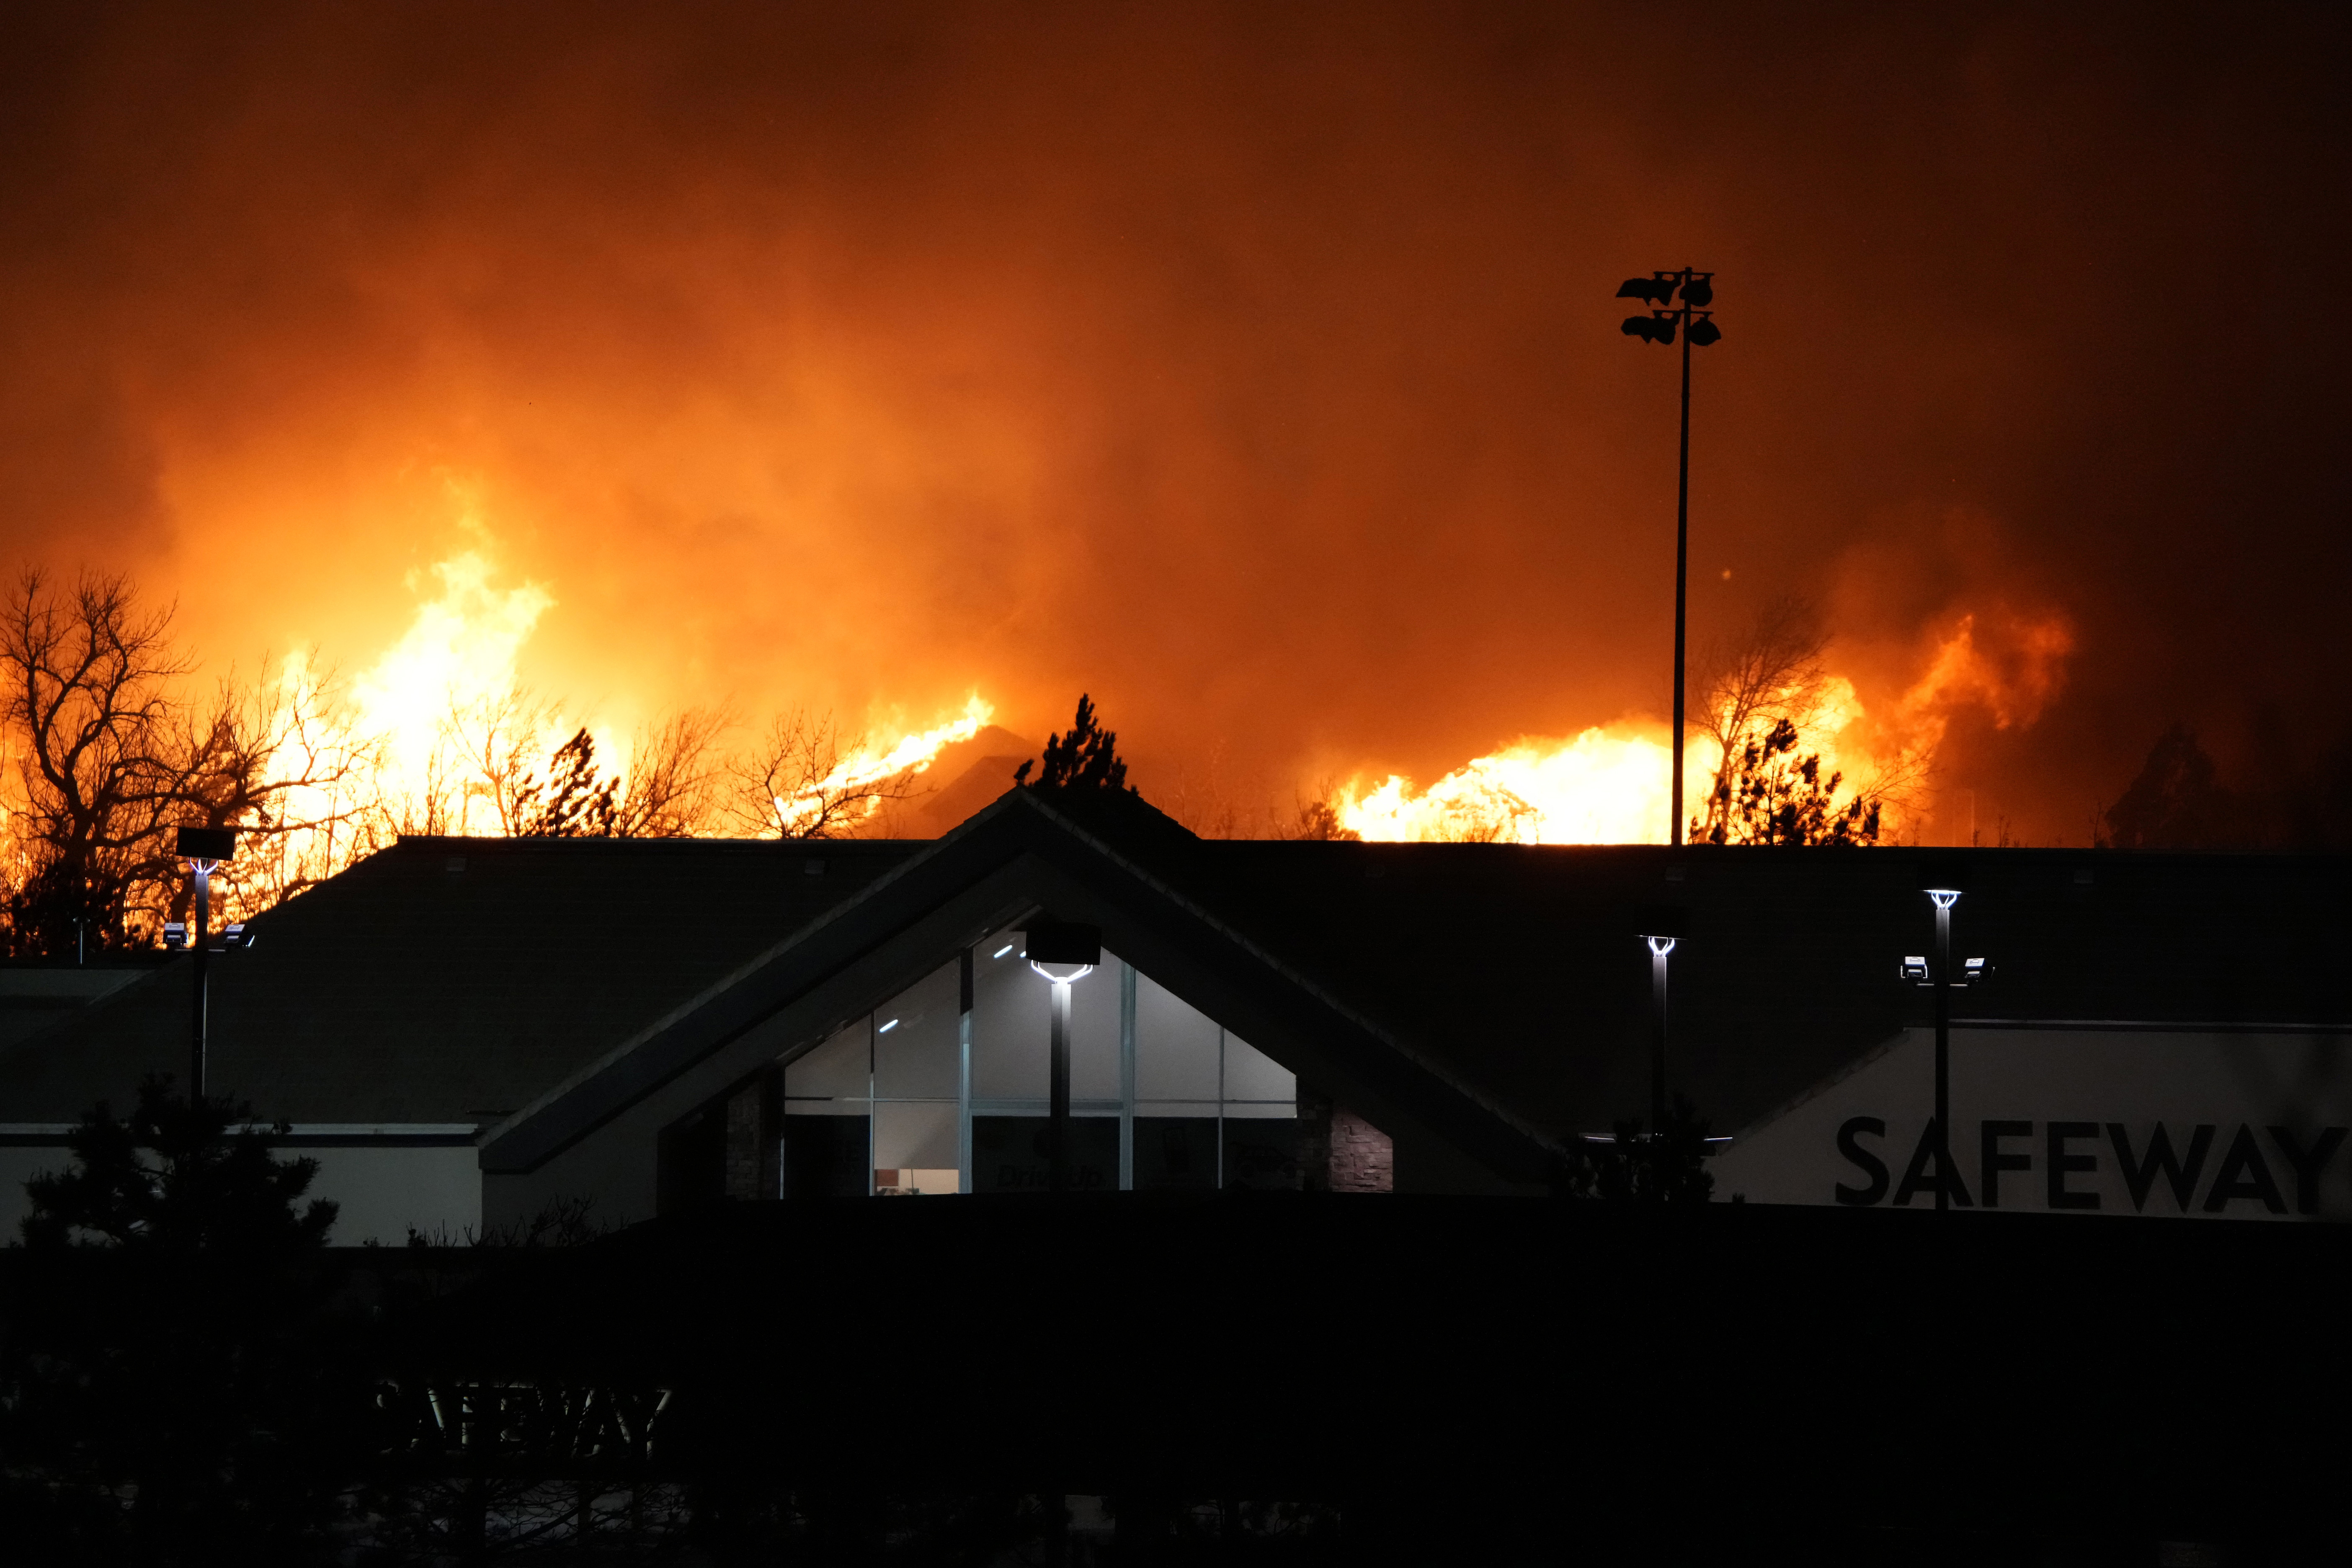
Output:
1899 956 1929 983
175 825 236 867
1962 957 1990 985
1686 316 1722 347
1679 274 1715 307
1026 919 1101 987
162 921 189 950
221 922 254 950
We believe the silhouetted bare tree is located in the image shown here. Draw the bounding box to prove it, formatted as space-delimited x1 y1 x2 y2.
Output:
0 571 381 950
615 704 728 837
724 708 921 839
1687 596 1900 846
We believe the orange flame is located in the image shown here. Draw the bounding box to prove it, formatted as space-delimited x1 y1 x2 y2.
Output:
1336 725 1710 844
770 695 995 835
1331 610 2071 844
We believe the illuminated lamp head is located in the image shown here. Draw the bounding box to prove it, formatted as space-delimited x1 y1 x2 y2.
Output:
1635 903 1688 958
1921 860 1969 911
1025 919 1101 987
175 824 236 874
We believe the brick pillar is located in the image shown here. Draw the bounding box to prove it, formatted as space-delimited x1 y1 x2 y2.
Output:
1328 1107 1394 1193
1295 1085 1391 1193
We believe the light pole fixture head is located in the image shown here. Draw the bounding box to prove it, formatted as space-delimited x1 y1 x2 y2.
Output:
1635 904 1688 953
175 825 236 870
1679 274 1715 308
1025 919 1101 986
1920 859 1969 910
1686 315 1722 347
1614 276 1677 306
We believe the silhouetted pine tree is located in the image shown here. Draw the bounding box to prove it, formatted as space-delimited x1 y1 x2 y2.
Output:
513 727 619 838
1691 717 1880 846
2097 722 2249 848
1014 694 1135 793
5 1079 356 1560
21 1076 338 1249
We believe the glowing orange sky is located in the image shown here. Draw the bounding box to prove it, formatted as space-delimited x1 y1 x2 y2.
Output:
2 3 2347 844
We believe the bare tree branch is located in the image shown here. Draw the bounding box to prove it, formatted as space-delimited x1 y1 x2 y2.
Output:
721 709 921 839
614 704 731 838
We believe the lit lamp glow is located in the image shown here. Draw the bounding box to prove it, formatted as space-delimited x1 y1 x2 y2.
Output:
1921 865 1966 1213
1025 919 1102 1193
1635 903 1689 1138
174 825 237 1102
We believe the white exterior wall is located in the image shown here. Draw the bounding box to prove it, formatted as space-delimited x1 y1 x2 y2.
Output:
1712 1028 2352 1221
0 1135 482 1246
303 1145 482 1244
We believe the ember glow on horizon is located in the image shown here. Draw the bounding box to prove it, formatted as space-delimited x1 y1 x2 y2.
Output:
1 4 2345 847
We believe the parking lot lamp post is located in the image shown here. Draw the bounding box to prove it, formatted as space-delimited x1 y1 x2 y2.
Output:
1027 922 1101 1193
175 825 237 1101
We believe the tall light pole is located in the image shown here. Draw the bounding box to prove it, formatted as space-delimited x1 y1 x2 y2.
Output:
173 825 237 1102
1925 885 1960 1213
1902 863 1988 1213
1026 920 1100 1193
1616 268 1722 846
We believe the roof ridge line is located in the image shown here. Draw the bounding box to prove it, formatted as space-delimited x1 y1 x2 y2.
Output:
478 796 1032 1150
1014 791 1564 1157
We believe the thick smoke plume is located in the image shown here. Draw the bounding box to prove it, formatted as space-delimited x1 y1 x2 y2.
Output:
0 3 2345 844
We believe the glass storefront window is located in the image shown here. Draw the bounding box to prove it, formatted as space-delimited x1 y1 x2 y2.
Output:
774 929 1307 1194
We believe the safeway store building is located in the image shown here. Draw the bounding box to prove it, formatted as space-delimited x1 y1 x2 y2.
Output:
2 786 2345 1240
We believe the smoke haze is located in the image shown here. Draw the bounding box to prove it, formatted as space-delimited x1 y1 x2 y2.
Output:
2 2 2345 843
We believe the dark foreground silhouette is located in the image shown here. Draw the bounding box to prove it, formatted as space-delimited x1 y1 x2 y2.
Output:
5 1192 2347 1562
